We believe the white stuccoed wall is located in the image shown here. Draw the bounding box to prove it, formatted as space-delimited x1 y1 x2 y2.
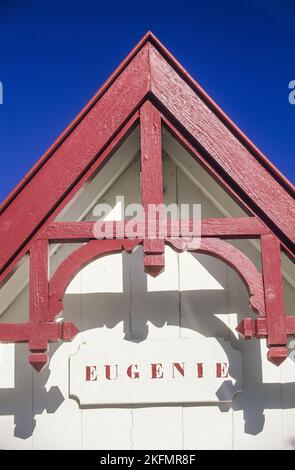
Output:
0 145 294 450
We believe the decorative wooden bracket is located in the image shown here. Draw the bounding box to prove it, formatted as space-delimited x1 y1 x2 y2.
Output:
0 240 79 371
0 321 79 371
236 317 295 364
236 234 292 366
28 239 79 370
0 239 140 371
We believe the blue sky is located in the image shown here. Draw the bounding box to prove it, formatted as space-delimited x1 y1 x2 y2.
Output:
0 0 294 203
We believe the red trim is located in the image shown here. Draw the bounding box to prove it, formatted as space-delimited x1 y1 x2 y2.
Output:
0 321 78 343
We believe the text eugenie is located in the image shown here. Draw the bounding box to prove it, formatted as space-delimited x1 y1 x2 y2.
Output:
85 361 229 381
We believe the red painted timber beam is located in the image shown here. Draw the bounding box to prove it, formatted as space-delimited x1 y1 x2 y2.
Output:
237 316 295 339
0 322 79 343
261 234 288 365
41 217 269 242
236 316 295 366
29 240 49 322
140 101 165 276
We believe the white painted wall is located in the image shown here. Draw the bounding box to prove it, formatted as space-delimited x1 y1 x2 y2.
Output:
0 136 294 450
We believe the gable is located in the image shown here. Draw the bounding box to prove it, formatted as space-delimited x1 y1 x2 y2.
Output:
0 32 294 371
0 32 294 285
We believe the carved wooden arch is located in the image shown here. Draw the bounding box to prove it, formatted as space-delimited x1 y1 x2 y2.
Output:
166 238 265 316
48 238 265 324
48 239 142 321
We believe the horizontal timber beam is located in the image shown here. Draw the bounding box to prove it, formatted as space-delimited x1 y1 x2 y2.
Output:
0 321 79 343
41 217 269 242
237 316 295 339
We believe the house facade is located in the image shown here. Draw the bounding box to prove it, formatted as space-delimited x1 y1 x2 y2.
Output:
0 32 294 450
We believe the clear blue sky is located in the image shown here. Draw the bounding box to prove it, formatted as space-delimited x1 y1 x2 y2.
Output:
0 0 294 203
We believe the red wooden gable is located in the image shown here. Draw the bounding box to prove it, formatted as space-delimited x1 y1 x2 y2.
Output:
0 32 294 371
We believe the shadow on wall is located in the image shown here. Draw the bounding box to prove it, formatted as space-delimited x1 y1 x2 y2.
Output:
0 247 295 441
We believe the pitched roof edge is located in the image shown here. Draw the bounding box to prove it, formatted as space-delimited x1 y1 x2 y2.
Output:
147 32 294 197
0 32 153 214
1 31 293 216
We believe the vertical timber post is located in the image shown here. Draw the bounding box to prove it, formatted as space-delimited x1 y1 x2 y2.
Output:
261 234 288 365
140 101 165 276
29 239 49 371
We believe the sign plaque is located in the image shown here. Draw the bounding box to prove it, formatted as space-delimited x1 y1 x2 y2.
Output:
69 337 242 406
